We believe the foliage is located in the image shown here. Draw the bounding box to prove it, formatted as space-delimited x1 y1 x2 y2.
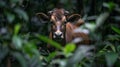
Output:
0 0 120 67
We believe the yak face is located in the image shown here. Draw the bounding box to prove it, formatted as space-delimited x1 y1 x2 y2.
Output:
49 8 68 39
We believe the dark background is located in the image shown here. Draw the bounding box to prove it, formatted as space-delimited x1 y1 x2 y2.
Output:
0 0 120 67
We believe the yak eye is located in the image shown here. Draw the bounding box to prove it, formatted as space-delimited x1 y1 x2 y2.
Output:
60 25 65 31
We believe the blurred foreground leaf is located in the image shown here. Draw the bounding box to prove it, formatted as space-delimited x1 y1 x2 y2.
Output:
23 42 39 57
107 35 120 41
37 34 63 50
0 45 8 63
105 42 116 52
12 52 27 67
66 45 94 67
63 43 76 56
12 36 23 49
14 24 21 35
14 8 29 21
95 12 109 29
5 12 15 23
105 52 118 67
103 2 116 11
111 26 120 35
47 52 57 62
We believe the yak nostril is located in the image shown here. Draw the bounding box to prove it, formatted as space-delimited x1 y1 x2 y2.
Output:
53 32 64 39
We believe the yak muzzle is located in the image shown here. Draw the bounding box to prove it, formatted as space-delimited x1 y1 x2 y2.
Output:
53 30 64 39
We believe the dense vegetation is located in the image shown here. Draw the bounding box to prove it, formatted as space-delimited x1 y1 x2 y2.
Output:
0 0 120 67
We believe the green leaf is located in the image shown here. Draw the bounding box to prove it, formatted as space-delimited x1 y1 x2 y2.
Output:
23 42 41 66
109 44 116 52
0 45 8 63
47 52 57 62
103 42 116 52
108 2 116 11
14 8 29 21
117 46 120 52
6 12 15 23
63 43 76 55
107 35 120 41
23 42 38 57
103 2 116 11
12 52 27 67
37 35 63 50
66 45 94 67
12 36 22 49
111 26 120 35
14 24 21 35
10 0 22 7
105 52 118 67
95 12 109 29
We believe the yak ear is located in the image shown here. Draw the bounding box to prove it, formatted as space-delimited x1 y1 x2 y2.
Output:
67 14 81 22
36 13 49 21
75 18 84 27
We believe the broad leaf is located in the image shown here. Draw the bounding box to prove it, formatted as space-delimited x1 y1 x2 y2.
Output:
14 8 29 21
96 12 109 29
105 52 118 67
12 52 27 67
6 12 15 23
63 43 76 55
12 36 22 49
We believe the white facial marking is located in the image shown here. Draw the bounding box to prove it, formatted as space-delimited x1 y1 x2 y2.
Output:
61 35 64 38
53 35 56 38
55 30 62 36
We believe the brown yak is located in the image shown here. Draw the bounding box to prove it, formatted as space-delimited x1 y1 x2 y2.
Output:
36 8 89 51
